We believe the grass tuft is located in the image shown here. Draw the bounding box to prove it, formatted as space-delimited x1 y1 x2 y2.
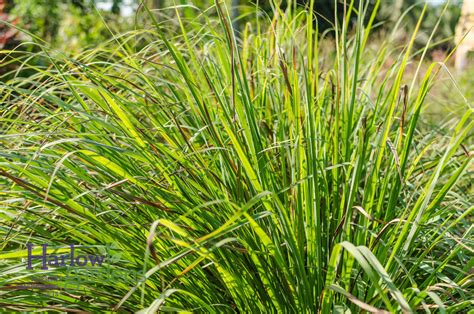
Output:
0 1 472 312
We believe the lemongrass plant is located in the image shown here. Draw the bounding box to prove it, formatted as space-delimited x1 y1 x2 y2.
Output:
0 0 472 312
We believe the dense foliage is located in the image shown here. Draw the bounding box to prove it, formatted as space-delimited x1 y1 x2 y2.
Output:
0 0 472 312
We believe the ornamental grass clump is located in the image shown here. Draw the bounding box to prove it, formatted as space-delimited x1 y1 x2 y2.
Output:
0 1 472 312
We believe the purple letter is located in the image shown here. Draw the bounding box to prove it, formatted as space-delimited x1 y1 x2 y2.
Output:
26 244 48 270
88 255 105 266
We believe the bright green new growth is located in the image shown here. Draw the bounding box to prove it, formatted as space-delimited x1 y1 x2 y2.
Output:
0 0 472 312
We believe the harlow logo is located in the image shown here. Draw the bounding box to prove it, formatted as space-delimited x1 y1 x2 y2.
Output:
26 244 105 270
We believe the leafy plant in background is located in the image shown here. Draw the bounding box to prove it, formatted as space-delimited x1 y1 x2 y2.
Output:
11 0 62 43
0 0 21 76
57 4 131 51
0 0 472 312
0 0 134 80
8 0 126 47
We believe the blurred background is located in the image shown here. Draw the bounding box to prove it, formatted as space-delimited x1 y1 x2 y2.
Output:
2 1 469 107
1 0 472 114
0 0 465 53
